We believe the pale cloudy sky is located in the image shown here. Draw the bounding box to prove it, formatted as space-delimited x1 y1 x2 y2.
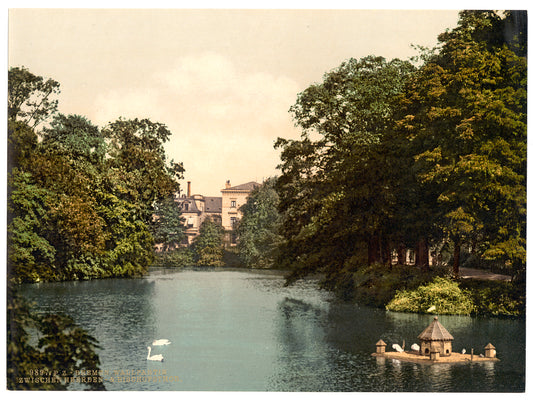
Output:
8 7 463 196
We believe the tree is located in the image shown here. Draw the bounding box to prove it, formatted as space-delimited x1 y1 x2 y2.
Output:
151 196 185 252
236 178 282 268
275 56 414 282
104 118 184 222
7 68 183 282
8 119 39 173
8 66 60 128
192 218 225 267
7 169 56 282
395 11 527 278
41 114 107 165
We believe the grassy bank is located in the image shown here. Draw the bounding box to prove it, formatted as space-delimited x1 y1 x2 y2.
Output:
321 264 524 318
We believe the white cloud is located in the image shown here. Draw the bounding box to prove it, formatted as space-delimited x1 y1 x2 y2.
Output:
92 52 301 195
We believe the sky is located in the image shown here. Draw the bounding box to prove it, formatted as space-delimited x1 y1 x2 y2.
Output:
8 7 464 196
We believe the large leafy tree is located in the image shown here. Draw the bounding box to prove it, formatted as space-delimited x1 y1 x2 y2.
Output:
275 56 414 282
396 10 527 278
7 169 56 282
41 114 107 165
236 178 282 268
7 67 185 282
104 118 184 222
192 218 225 267
8 66 60 129
150 195 186 252
21 115 109 280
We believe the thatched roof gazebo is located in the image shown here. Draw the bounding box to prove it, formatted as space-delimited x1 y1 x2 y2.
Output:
417 316 454 357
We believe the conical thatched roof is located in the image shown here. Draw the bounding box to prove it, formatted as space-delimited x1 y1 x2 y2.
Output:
418 316 454 341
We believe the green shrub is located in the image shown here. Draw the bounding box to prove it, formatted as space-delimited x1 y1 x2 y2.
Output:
321 263 448 307
153 248 194 268
459 279 525 317
386 276 474 315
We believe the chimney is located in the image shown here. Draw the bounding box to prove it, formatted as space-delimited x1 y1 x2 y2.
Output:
187 181 191 197
225 180 231 189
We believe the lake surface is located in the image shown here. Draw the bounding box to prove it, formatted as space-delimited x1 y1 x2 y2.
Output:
21 268 525 392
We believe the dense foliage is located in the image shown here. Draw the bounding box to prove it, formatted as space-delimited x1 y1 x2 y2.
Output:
192 218 225 267
395 10 527 278
7 286 105 390
153 248 195 267
7 67 185 389
386 277 475 315
275 55 416 284
151 196 186 252
236 178 282 268
7 67 184 283
274 11 526 294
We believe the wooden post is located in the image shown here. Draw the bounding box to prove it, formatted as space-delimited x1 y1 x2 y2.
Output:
471 348 474 361
402 340 405 351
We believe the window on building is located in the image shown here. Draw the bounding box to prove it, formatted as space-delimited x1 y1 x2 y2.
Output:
230 217 237 228
231 200 236 208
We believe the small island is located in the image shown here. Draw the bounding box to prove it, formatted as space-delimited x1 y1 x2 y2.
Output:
373 316 499 364
372 350 499 365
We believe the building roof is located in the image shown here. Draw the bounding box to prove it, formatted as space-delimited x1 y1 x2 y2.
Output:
417 316 454 341
176 196 201 213
204 196 222 213
222 181 261 192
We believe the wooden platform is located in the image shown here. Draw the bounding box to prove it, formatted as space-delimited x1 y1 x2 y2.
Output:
371 351 499 364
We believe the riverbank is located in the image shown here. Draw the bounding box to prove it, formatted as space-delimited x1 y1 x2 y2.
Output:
320 263 525 318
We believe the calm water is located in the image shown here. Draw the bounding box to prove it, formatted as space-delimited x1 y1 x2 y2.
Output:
20 268 525 392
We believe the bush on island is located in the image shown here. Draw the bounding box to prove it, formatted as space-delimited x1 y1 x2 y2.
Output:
386 276 474 315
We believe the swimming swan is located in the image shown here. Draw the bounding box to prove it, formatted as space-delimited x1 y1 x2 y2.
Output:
152 339 171 346
147 346 164 362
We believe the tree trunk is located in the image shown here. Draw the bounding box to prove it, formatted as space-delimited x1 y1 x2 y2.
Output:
453 240 461 279
415 238 429 270
397 244 406 265
383 241 392 269
367 235 380 265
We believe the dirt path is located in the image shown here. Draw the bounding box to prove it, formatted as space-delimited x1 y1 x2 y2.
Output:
459 267 511 281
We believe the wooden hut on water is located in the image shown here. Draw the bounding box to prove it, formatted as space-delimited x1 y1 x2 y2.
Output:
417 316 454 357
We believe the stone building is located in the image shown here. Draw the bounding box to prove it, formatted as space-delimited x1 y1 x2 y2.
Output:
220 180 260 245
417 316 454 357
161 180 258 248
174 181 222 246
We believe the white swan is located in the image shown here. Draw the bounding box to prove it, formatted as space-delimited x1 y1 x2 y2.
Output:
411 343 420 352
461 348 466 354
152 339 171 346
392 344 404 353
147 346 164 362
